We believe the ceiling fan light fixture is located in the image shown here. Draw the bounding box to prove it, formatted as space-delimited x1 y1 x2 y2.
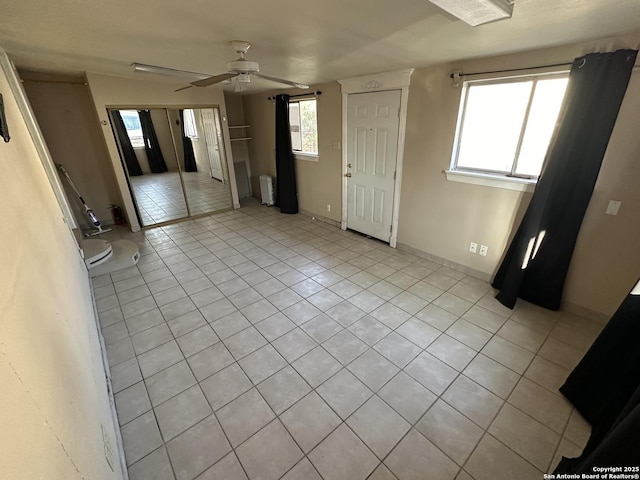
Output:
429 0 513 26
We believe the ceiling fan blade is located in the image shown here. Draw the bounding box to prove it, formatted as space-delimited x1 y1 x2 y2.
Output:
253 73 309 89
191 73 238 88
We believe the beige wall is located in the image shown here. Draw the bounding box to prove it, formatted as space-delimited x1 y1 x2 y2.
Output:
399 34 640 317
245 34 640 317
243 81 343 221
0 50 123 479
21 71 122 228
85 73 238 230
149 108 178 171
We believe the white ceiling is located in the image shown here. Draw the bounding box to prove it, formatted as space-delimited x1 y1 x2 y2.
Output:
2 0 640 90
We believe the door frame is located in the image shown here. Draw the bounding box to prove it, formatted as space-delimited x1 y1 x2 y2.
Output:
338 69 413 248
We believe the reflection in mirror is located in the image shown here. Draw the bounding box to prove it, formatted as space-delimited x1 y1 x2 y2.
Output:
109 107 232 227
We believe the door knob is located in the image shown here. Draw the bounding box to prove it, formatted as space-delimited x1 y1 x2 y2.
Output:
345 172 352 178
348 163 352 168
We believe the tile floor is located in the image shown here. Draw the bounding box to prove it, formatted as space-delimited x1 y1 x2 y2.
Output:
131 170 232 226
95 199 600 480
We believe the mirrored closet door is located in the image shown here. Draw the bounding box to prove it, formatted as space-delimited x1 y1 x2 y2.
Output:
109 106 232 227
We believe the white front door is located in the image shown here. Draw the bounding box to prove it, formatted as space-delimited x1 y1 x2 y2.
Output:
201 109 224 182
346 90 401 242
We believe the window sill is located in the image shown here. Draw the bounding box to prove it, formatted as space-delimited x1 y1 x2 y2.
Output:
295 153 319 162
445 170 536 193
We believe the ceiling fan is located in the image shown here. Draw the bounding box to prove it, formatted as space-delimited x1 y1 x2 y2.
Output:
173 40 309 92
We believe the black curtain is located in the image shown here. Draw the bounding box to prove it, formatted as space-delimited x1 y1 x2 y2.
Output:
138 109 168 173
111 111 142 176
555 279 640 473
492 49 637 310
274 94 298 214
179 110 197 172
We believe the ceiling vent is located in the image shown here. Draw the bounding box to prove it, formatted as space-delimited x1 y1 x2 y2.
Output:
429 0 514 26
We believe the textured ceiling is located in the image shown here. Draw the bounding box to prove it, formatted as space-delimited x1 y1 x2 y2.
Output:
1 0 640 90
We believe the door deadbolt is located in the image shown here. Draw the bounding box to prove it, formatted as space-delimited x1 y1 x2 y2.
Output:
345 172 352 178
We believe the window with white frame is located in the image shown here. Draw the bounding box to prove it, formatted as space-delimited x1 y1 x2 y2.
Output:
289 98 318 156
183 109 198 139
120 110 145 148
451 73 569 180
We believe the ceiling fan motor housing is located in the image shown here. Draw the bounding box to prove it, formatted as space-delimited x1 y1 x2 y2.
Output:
226 60 259 74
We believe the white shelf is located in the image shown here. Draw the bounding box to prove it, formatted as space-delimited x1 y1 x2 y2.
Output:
230 137 252 142
229 125 251 129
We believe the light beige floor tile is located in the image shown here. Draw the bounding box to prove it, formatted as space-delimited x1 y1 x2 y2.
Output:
347 396 411 459
216 388 276 447
404 351 458 395
240 298 278 324
368 280 403 301
385 429 459 480
131 323 173 355
389 291 428 315
416 400 484 465
145 360 197 407
187 342 235 381
106 336 136 367
448 281 489 303
176 324 219 357
415 304 459 331
121 410 164 466
301 313 343 343
115 381 152 426
563 408 591 448
283 299 323 325
326 300 366 327
125 308 165 335
369 464 399 480
128 446 174 480
138 340 184 378
349 290 386 313
322 330 368 365
197 452 248 480
291 346 342 387
111 357 143 393
238 344 288 384
200 298 238 323
272 328 318 362
425 271 460 290
236 419 303 480
254 312 297 342
426 334 477 371
462 305 507 333
446 319 492 351
508 377 572 433
497 319 548 353
489 404 560 471
524 356 570 394
378 371 437 424
167 309 207 338
347 348 399 391
374 332 422 368
308 424 378 480
407 280 445 303
155 385 212 441
211 311 251 340
223 326 268 360
159 297 197 322
316 368 373 419
396 318 441 349
465 434 542 480
370 303 412 329
442 375 503 429
348 315 392 346
167 415 231 480
102 321 130 345
432 292 473 317
257 366 311 414
481 336 534 374
550 437 583 472
538 337 584 371
281 458 322 480
463 354 520 399
200 363 252 411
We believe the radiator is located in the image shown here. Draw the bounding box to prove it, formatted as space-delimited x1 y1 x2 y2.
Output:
259 175 274 206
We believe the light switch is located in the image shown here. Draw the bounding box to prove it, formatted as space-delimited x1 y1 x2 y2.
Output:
605 200 622 216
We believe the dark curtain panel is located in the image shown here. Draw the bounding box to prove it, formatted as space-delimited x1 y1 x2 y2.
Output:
138 109 168 173
555 279 640 473
179 110 197 172
274 94 298 214
492 49 637 310
111 111 142 176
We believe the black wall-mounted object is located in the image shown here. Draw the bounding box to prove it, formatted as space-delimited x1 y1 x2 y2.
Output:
0 93 10 143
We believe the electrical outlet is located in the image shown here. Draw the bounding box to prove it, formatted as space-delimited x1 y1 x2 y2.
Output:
469 242 478 253
479 245 488 256
605 200 622 215
327 204 331 212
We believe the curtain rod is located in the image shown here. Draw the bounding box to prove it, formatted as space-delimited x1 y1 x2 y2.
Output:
267 90 321 101
449 61 574 79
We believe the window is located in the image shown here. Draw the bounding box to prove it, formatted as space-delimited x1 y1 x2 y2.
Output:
451 73 569 181
289 98 318 156
183 109 198 139
120 110 144 147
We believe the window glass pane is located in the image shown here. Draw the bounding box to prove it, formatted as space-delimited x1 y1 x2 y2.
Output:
289 103 302 151
299 99 318 154
457 81 532 173
515 78 568 177
120 110 144 147
183 109 198 138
